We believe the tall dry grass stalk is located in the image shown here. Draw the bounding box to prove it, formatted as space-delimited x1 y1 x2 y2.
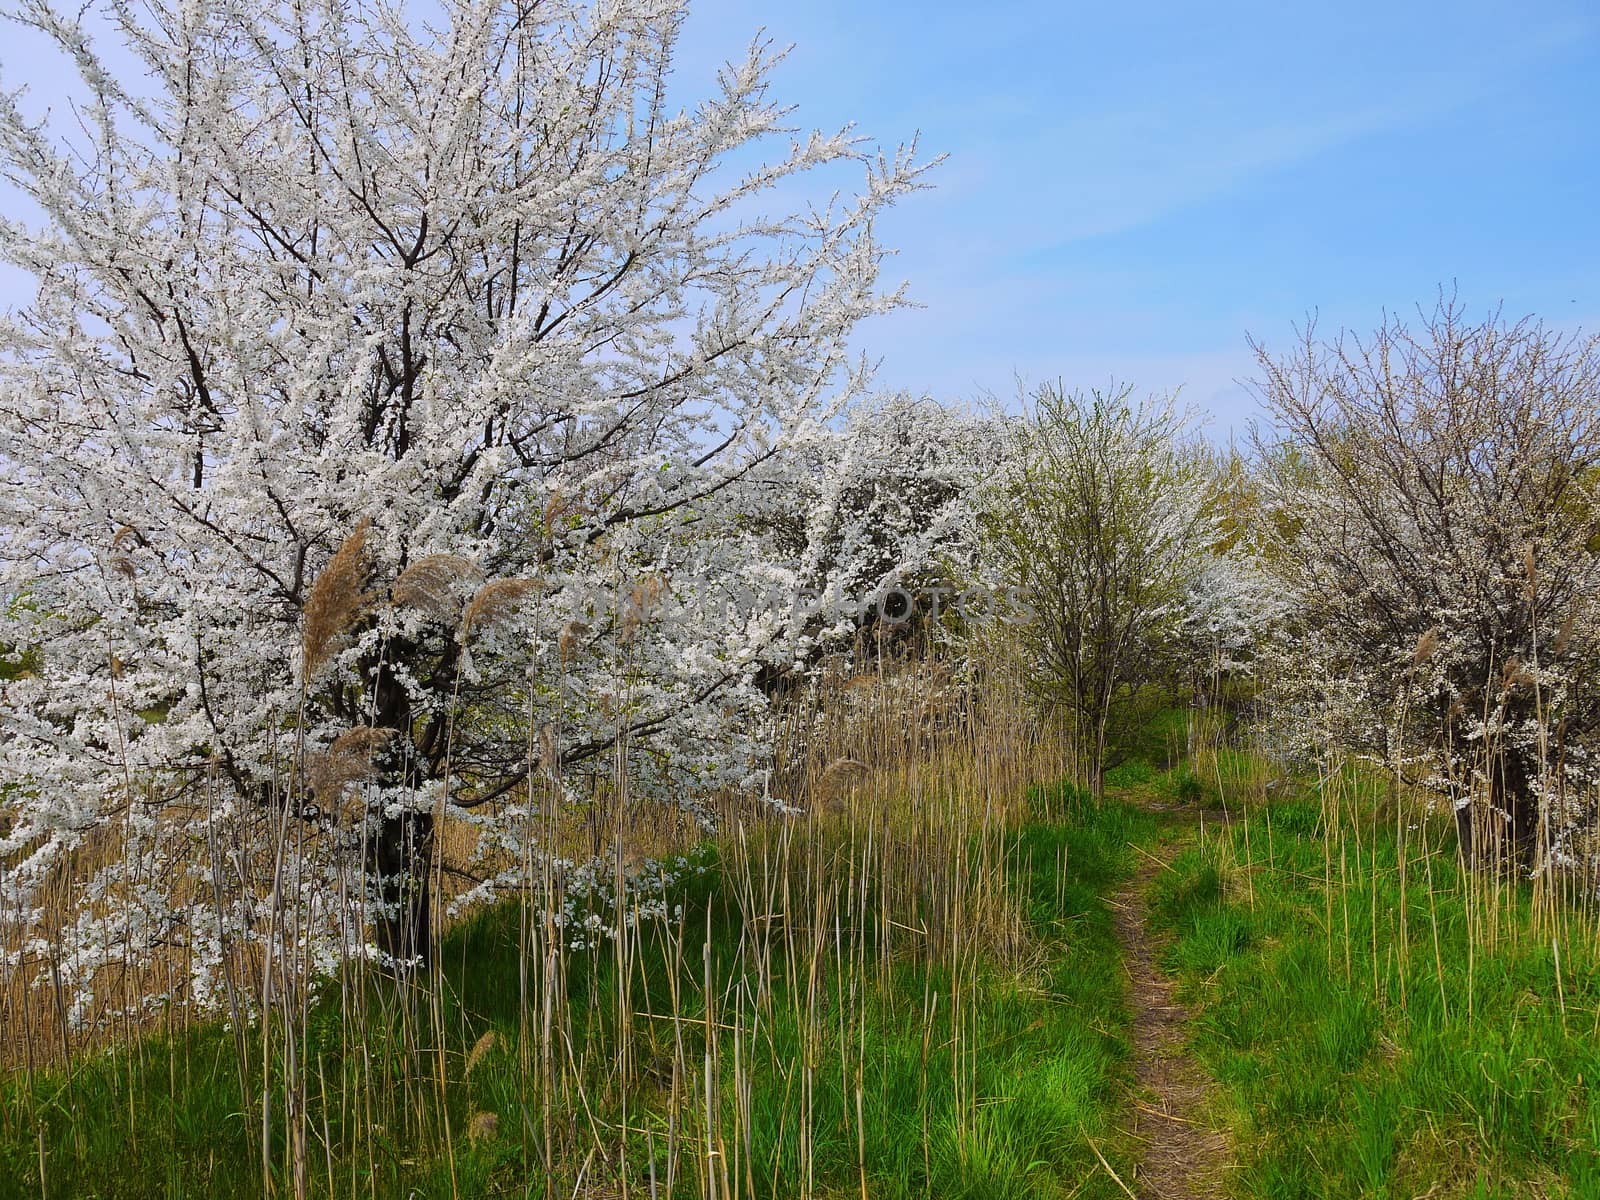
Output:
301 519 375 679
1283 645 1600 1034
4 610 1076 1200
391 554 485 622
1186 636 1600 1039
388 631 1069 1198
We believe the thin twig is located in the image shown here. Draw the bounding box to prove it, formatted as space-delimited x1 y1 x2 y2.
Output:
1087 1136 1138 1200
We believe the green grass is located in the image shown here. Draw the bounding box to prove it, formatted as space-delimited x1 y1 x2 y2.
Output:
1148 776 1600 1199
1 793 1159 1199
30 712 1597 1200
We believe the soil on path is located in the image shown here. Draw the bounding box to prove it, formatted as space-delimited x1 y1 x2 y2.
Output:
1109 805 1232 1200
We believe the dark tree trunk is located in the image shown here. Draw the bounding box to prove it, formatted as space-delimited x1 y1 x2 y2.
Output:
1458 750 1540 874
364 641 436 972
370 807 434 969
1496 752 1541 870
1453 798 1473 865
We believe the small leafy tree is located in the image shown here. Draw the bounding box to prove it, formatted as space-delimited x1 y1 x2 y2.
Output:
985 383 1216 797
1252 302 1600 871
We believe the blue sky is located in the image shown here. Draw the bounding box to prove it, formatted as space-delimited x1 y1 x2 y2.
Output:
673 0 1600 430
1 1 1595 433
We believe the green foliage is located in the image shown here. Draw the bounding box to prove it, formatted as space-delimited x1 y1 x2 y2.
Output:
1101 758 1155 790
20 701 1596 1200
983 383 1213 796
1166 766 1205 806
1 593 43 681
0 637 39 681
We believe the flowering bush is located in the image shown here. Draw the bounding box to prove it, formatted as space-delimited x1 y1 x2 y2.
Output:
1252 303 1600 872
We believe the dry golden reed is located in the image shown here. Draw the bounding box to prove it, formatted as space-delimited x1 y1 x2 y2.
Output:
541 487 570 538
460 577 543 639
301 518 374 679
538 723 561 777
307 725 396 819
464 1029 502 1076
109 523 143 579
815 756 870 811
1411 627 1440 667
392 554 484 621
619 574 667 643
1502 656 1534 691
557 620 588 666
1553 612 1577 656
